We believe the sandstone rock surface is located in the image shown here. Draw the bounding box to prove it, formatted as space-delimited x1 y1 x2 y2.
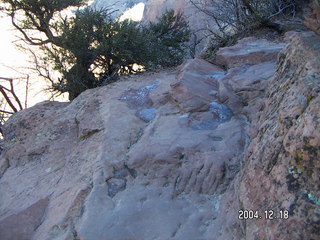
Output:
214 37 285 69
0 33 318 240
239 31 320 240
305 0 320 35
0 66 245 240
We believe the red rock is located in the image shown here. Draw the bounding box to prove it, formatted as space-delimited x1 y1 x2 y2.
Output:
215 37 285 69
0 198 49 240
170 58 225 112
239 31 320 240
1 30 317 240
305 0 320 35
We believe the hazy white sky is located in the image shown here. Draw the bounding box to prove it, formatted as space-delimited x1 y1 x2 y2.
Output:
0 15 29 77
120 2 145 21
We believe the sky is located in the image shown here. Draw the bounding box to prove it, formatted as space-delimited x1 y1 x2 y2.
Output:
0 16 27 77
0 14 66 109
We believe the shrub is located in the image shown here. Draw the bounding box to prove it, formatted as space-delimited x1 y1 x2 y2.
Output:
145 10 191 67
1 0 190 100
191 0 299 59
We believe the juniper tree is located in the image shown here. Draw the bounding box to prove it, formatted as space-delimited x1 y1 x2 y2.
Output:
1 0 190 100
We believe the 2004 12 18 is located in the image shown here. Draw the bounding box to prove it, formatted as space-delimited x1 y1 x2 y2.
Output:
238 210 289 220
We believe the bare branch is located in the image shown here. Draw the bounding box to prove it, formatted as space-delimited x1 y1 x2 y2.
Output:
0 75 28 136
0 109 15 115
0 85 18 113
0 77 13 81
10 12 52 46
268 2 296 19
25 75 29 109
9 79 23 111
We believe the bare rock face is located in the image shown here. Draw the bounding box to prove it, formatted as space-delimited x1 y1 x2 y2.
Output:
239 31 320 240
0 67 245 240
0 198 49 240
170 59 225 112
215 37 285 69
143 0 208 28
305 0 320 35
143 0 213 55
0 33 318 240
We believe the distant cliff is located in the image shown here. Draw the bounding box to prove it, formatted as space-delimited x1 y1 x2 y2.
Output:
92 0 147 17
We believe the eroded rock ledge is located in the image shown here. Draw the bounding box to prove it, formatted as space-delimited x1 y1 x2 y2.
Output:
0 31 318 240
240 31 320 240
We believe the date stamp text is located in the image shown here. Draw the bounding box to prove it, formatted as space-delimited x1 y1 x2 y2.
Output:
238 210 289 220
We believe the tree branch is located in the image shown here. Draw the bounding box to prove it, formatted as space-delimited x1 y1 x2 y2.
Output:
0 109 15 115
0 85 18 113
9 79 23 111
10 12 52 46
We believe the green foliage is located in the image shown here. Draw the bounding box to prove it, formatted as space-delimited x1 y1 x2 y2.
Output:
146 10 191 66
1 0 190 100
54 8 190 99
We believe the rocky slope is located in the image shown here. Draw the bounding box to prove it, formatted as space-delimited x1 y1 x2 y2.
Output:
0 31 319 240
